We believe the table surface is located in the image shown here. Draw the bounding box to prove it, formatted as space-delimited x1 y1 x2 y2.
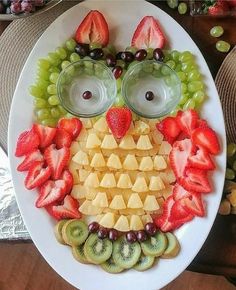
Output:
1 2 236 289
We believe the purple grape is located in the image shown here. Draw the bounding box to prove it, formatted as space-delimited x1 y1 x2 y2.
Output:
112 66 123 79
98 227 108 239
126 231 137 243
121 51 134 63
145 223 157 236
136 230 147 242
145 91 154 101
88 222 99 233
153 48 164 62
82 90 92 100
106 53 116 67
75 43 89 57
108 229 119 241
10 1 21 14
21 1 35 13
89 48 104 60
135 49 147 61
116 51 123 60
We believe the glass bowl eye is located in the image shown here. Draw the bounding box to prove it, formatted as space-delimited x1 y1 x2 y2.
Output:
57 59 117 118
121 60 181 119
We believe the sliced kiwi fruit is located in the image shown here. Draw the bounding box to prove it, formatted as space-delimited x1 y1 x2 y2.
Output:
134 254 156 271
141 231 167 257
101 257 124 274
62 219 89 246
161 232 180 258
72 244 90 264
112 236 141 269
84 233 113 264
54 219 68 244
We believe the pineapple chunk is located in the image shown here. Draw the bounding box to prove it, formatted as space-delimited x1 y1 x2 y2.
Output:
85 188 98 200
100 173 116 188
90 153 106 168
102 208 119 214
92 192 109 207
99 213 116 228
72 150 89 166
130 215 143 231
109 195 126 210
107 154 122 169
142 214 153 225
143 195 160 211
68 162 80 184
96 214 103 223
76 127 88 142
69 160 82 170
133 120 150 135
132 176 148 192
80 118 93 129
123 154 139 170
71 184 87 199
93 117 109 133
101 134 118 149
84 172 100 188
151 129 164 145
114 215 130 232
159 170 176 184
70 141 80 156
79 200 103 215
149 176 165 191
136 135 153 150
127 121 135 135
148 119 159 131
86 133 101 149
153 155 167 170
119 135 136 150
119 208 145 216
139 156 154 171
127 193 143 209
158 141 172 155
117 173 133 189
78 169 91 182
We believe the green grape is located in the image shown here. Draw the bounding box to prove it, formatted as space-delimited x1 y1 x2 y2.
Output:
181 82 187 94
227 143 236 157
48 52 61 66
38 59 50 70
116 78 122 91
103 45 116 56
216 40 231 53
125 46 137 54
65 38 77 52
36 79 49 90
175 63 182 72
210 26 224 38
179 51 193 63
90 42 102 50
177 71 186 81
181 61 194 73
61 60 71 70
29 85 43 98
49 72 60 84
51 107 61 118
166 60 176 70
146 48 154 60
116 60 126 69
55 47 67 60
225 168 235 180
167 0 178 9
179 93 189 105
187 69 201 82
170 50 180 62
49 67 60 74
34 98 47 109
37 108 51 120
48 95 60 106
178 2 187 14
41 118 57 127
47 84 57 95
193 90 205 104
188 81 204 93
161 65 171 76
233 160 236 172
115 95 125 107
70 52 80 63
58 105 67 115
183 98 195 110
37 68 50 81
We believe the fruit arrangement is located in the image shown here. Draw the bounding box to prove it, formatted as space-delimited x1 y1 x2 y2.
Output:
0 0 48 15
14 10 221 273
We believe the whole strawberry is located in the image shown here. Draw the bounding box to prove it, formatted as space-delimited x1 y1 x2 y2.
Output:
208 0 229 15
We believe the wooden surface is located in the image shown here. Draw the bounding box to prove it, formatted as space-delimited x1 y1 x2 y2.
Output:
1 1 236 289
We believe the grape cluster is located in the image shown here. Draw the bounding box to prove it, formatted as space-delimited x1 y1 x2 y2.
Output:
0 0 46 15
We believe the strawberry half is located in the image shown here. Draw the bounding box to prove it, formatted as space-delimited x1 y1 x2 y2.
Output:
35 179 67 208
173 183 191 201
181 192 205 217
176 109 199 136
75 10 109 46
188 146 215 170
33 124 57 149
60 169 73 194
57 118 82 139
106 107 132 139
191 127 220 155
169 200 193 223
15 128 40 157
156 117 181 144
17 149 44 172
24 161 51 190
44 145 70 180
131 16 165 49
54 128 72 149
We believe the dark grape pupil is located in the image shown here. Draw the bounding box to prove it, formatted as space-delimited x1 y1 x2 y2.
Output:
82 91 92 100
145 91 155 101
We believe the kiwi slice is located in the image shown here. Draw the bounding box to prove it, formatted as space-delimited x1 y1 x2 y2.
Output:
161 232 180 258
134 254 156 271
101 257 124 274
62 219 89 246
141 231 167 257
72 244 90 264
112 236 141 269
54 219 68 244
84 233 113 264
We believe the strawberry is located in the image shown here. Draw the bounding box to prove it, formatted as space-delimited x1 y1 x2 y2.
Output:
179 168 211 193
176 109 199 136
54 128 72 149
228 0 236 7
75 10 109 46
208 0 229 15
15 128 40 157
17 149 44 172
57 118 82 139
197 119 209 129
173 183 191 201
156 117 181 144
131 16 165 49
24 161 51 190
106 107 132 139
191 127 220 155
169 200 193 222
35 180 67 208
60 169 73 194
181 192 205 217
44 145 70 180
188 146 215 170
33 124 57 149
155 196 175 231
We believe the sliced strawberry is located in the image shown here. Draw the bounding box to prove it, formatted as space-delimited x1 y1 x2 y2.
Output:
191 127 220 155
169 200 194 223
156 117 181 144
57 118 82 139
44 145 70 180
75 10 109 46
33 124 57 149
60 169 73 194
181 192 205 217
176 131 189 141
188 146 215 170
131 16 165 49
35 180 67 208
54 128 72 149
15 128 40 157
154 196 175 230
176 109 199 136
197 119 209 129
173 183 191 201
106 107 132 139
17 149 44 172
179 168 211 193
24 161 51 190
